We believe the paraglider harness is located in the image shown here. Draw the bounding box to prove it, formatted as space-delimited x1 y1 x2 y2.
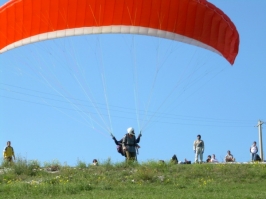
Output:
113 137 124 156
254 154 261 161
111 132 141 157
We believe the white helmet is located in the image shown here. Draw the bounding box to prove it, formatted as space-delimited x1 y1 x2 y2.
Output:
127 127 135 135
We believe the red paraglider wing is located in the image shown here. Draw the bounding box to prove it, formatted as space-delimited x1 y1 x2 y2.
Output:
0 0 239 64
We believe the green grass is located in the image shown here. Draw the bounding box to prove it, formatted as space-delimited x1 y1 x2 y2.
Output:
1 158 266 199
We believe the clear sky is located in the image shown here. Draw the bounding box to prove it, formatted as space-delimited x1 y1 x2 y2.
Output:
1 0 266 166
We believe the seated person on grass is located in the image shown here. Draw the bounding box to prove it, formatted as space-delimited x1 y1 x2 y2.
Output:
224 150 235 162
206 155 211 163
171 154 178 164
211 154 219 163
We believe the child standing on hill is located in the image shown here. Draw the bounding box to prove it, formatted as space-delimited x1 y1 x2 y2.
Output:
3 141 15 162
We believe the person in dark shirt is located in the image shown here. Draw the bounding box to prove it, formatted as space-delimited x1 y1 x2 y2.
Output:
111 129 141 157
206 155 211 163
122 127 141 161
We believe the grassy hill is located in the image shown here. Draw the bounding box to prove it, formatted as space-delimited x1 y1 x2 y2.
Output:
1 158 266 199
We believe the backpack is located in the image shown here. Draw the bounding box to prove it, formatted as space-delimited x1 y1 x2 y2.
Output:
255 154 261 161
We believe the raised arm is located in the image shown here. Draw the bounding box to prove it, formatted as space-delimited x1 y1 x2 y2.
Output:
136 133 142 143
112 137 121 145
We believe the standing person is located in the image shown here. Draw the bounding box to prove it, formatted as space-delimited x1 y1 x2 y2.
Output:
111 132 141 157
3 141 15 163
193 134 204 163
122 127 140 161
250 141 258 161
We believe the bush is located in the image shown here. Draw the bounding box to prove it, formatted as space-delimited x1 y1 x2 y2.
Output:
13 157 28 175
76 159 87 169
44 160 61 171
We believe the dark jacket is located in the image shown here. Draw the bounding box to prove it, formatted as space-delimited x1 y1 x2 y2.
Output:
113 134 141 145
113 134 141 156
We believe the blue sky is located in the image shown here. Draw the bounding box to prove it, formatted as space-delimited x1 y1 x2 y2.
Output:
1 0 266 165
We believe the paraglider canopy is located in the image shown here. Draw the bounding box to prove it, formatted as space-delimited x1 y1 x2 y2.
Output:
0 0 239 64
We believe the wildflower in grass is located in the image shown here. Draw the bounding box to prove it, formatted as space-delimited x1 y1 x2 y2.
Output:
198 177 213 187
158 175 164 182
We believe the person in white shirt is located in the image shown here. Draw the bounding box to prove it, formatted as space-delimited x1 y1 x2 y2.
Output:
224 150 235 162
193 134 204 163
211 154 219 163
250 141 258 161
